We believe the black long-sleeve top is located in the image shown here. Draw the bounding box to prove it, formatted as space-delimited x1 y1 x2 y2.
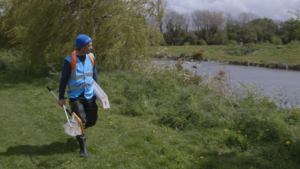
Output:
59 55 98 100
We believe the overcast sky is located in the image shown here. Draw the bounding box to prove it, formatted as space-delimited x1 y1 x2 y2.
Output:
166 0 300 21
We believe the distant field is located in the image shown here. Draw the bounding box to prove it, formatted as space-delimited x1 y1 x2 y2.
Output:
147 44 300 66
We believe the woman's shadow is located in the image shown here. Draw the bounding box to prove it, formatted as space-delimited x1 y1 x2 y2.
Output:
0 138 78 168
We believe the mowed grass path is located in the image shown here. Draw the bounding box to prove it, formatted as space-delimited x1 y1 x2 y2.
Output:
148 44 300 66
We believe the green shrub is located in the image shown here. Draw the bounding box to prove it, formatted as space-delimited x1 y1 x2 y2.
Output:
197 39 207 45
228 39 238 45
271 36 282 45
191 49 204 61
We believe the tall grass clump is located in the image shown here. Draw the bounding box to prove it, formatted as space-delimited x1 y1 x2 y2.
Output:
109 60 300 168
191 49 205 61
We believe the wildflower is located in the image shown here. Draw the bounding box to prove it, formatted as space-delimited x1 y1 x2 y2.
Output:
107 164 110 167
153 130 155 133
196 161 198 163
108 84 110 85
224 129 227 132
114 90 116 92
267 129 269 131
109 122 113 126
286 141 290 145
296 111 298 113
42 100 44 101
297 106 299 109
165 129 168 132
190 158 193 160
245 135 247 137
67 161 70 163
238 131 241 133
175 105 177 107
93 148 95 151
126 152 128 154
200 156 204 159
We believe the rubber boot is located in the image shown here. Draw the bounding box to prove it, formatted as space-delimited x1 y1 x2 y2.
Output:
76 135 88 157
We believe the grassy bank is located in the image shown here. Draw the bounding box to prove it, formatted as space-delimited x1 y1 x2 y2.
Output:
1 60 300 169
148 42 300 67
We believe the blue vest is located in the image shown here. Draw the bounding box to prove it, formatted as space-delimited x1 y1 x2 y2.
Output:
64 53 95 99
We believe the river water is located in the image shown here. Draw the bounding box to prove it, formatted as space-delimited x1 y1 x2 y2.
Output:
155 59 300 108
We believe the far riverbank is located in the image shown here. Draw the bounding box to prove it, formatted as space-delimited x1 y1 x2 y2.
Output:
148 43 300 71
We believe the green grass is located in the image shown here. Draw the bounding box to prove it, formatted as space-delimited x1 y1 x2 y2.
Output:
148 43 300 66
1 59 300 168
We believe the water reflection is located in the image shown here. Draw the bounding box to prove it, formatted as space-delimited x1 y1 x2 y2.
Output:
154 59 300 108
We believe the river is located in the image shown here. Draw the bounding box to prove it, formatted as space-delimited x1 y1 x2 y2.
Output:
154 59 300 108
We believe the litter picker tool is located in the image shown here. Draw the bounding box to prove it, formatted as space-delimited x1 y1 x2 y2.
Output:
46 86 84 136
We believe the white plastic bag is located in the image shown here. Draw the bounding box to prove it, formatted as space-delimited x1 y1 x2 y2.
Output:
94 80 110 109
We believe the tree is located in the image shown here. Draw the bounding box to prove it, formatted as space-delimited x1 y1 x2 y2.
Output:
149 0 168 33
163 10 188 45
1 0 162 76
190 10 224 44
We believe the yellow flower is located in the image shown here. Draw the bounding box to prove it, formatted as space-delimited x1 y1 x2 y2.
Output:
109 122 113 125
296 111 298 113
107 164 110 167
224 129 227 132
125 152 128 154
93 148 95 150
245 135 247 137
153 130 155 133
238 131 241 133
165 129 167 132
114 90 116 92
267 129 269 131
190 158 193 160
196 161 198 163
175 105 177 107
200 156 204 159
297 106 299 109
67 161 70 163
286 141 290 145
42 100 44 101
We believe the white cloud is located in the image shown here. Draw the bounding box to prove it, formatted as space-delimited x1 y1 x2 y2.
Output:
166 0 300 21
